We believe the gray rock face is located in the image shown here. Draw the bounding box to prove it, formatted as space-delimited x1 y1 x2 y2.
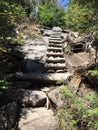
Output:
24 60 44 73
18 107 58 130
48 86 64 107
52 27 62 32
17 89 47 107
0 102 18 130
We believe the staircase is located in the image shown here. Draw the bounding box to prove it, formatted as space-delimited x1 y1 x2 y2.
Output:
45 29 67 73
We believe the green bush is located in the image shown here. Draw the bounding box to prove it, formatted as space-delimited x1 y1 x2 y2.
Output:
88 70 98 79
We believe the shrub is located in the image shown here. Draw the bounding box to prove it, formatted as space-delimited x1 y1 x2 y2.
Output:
57 86 98 130
39 3 66 28
65 0 98 35
0 0 25 37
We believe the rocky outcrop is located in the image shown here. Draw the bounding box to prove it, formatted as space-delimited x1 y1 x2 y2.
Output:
18 107 58 130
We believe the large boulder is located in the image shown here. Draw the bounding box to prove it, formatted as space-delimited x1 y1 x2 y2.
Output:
17 89 47 107
0 102 18 130
48 86 64 107
18 107 58 130
52 27 62 32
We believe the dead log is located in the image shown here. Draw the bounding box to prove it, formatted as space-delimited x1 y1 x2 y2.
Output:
16 72 72 83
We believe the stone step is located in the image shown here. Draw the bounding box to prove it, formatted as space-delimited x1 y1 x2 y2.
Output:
46 57 65 63
16 72 72 83
47 52 63 57
47 47 62 52
45 63 66 69
49 43 62 47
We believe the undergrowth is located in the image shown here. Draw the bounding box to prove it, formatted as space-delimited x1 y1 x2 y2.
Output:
57 86 98 130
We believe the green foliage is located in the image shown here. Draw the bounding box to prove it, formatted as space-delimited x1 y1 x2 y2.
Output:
61 87 74 100
0 80 9 95
0 0 25 37
88 70 98 79
56 80 65 85
39 3 66 28
57 87 98 130
65 0 98 34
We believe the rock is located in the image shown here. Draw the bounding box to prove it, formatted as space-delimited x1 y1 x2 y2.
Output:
50 32 63 38
43 30 53 36
40 28 44 34
18 107 58 130
52 27 62 32
70 32 79 38
64 52 90 69
0 102 18 130
17 89 47 107
48 86 64 107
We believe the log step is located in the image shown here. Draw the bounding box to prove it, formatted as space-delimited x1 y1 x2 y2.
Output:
45 63 66 69
47 52 63 57
47 47 62 52
16 72 72 83
49 37 62 41
49 40 63 43
46 57 65 63
47 69 66 73
49 43 62 47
